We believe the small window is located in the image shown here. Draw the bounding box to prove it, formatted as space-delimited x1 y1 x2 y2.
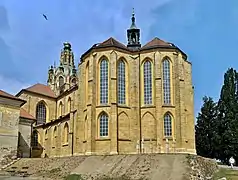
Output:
99 113 109 137
31 130 38 147
64 123 69 143
164 114 172 137
59 76 64 87
36 101 47 125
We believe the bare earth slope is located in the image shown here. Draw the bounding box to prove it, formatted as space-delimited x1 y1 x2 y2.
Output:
3 154 218 180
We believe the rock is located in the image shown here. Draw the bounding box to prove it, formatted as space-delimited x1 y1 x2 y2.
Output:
11 156 17 160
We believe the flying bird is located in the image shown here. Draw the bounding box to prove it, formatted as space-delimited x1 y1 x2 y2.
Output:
43 14 48 20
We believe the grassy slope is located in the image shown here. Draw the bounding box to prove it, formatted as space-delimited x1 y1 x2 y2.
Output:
213 168 238 180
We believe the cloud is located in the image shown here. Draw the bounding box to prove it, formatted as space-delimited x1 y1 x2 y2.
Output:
0 0 176 95
0 75 30 95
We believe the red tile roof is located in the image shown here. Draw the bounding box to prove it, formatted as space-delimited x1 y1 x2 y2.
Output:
20 108 35 120
95 37 128 50
23 83 56 98
141 37 172 49
0 90 25 102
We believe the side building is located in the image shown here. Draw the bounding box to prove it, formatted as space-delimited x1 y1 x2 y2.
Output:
0 90 35 168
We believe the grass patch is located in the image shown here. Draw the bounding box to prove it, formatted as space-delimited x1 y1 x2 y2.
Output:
213 168 238 180
65 174 83 180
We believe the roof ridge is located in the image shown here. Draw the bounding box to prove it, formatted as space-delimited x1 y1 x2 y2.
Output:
20 108 35 120
141 37 170 49
109 37 114 45
0 89 25 102
23 83 56 98
97 37 128 49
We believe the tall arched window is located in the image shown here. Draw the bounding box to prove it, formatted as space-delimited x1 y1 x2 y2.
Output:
31 130 38 147
67 98 71 113
163 59 171 104
53 127 57 147
118 59 126 104
59 102 63 117
59 76 64 87
164 113 172 137
100 59 108 104
64 123 69 143
99 113 109 137
36 101 47 125
143 60 152 105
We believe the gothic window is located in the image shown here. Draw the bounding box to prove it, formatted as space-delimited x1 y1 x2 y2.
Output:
63 123 69 143
36 101 47 125
53 127 57 147
163 59 171 104
99 113 109 137
31 130 38 147
67 97 71 113
143 60 152 105
100 59 108 104
164 113 172 137
45 130 48 140
59 102 63 117
59 76 64 87
132 33 136 43
118 60 126 104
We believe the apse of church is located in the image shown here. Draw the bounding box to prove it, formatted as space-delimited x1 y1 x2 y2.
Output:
14 10 196 158
76 11 196 155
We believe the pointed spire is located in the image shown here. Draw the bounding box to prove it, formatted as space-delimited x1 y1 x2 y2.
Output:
130 8 137 29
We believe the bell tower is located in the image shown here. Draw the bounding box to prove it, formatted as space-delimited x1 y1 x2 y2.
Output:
60 42 75 67
127 8 141 50
47 42 78 96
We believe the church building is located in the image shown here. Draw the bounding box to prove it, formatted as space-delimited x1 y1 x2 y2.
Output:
0 10 196 160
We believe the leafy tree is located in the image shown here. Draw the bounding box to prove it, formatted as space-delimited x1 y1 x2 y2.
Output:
195 96 217 158
216 68 238 163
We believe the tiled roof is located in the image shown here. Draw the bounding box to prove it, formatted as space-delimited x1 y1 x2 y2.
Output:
141 37 172 50
0 90 25 101
20 108 35 120
95 37 128 50
81 36 185 59
24 83 56 98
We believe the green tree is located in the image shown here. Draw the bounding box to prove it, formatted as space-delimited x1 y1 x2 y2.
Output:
195 96 217 158
216 68 238 163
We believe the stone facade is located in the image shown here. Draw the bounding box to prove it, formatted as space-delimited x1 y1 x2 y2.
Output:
18 117 33 158
0 91 30 168
75 47 195 155
2 11 196 158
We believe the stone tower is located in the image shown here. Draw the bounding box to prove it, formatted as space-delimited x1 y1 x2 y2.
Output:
47 42 77 95
127 8 141 50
